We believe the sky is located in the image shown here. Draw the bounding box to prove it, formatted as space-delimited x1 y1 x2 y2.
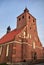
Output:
0 0 44 46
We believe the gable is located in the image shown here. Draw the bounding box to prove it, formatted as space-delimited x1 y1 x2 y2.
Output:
0 29 22 44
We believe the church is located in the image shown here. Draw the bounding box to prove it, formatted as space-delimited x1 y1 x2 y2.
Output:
0 8 43 64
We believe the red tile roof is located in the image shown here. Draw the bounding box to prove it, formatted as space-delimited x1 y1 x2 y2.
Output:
0 29 22 44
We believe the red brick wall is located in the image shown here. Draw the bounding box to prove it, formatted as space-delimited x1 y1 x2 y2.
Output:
0 45 6 63
17 13 26 29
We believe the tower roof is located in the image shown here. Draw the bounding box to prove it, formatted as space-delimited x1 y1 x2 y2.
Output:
24 8 29 12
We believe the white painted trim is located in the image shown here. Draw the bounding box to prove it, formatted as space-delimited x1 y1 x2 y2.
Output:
0 40 42 49
0 46 2 55
6 44 9 57
36 46 43 49
23 42 32 46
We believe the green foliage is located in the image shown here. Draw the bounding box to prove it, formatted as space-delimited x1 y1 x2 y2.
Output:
0 63 8 65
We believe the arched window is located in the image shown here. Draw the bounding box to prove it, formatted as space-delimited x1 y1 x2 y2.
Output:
22 15 24 19
0 46 2 56
6 45 9 57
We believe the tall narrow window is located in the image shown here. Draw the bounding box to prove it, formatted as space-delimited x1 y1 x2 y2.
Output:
33 19 34 22
27 34 29 38
32 41 35 49
29 16 30 19
0 46 2 56
19 18 21 21
30 34 31 39
22 15 24 19
6 45 9 57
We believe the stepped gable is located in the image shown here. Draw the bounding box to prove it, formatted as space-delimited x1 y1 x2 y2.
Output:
0 28 22 44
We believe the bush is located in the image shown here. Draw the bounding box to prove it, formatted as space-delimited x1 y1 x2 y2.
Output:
0 63 8 65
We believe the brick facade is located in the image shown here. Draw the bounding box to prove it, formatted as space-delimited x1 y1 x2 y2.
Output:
0 8 43 63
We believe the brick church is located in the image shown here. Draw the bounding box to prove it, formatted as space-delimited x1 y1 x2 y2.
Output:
0 8 43 64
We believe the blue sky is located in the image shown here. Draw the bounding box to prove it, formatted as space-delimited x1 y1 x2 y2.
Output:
0 0 44 46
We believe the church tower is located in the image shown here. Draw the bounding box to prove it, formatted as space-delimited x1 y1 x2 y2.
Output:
17 8 30 29
17 8 42 47
16 8 43 61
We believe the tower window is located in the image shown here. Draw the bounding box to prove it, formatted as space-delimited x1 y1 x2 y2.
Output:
33 19 34 22
22 15 24 19
19 18 21 21
29 16 30 19
30 27 31 29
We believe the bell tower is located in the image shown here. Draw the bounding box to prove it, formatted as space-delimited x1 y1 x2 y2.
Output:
17 8 30 29
17 8 43 61
16 7 42 48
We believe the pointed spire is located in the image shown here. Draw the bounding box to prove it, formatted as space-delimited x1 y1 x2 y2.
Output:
7 26 11 33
